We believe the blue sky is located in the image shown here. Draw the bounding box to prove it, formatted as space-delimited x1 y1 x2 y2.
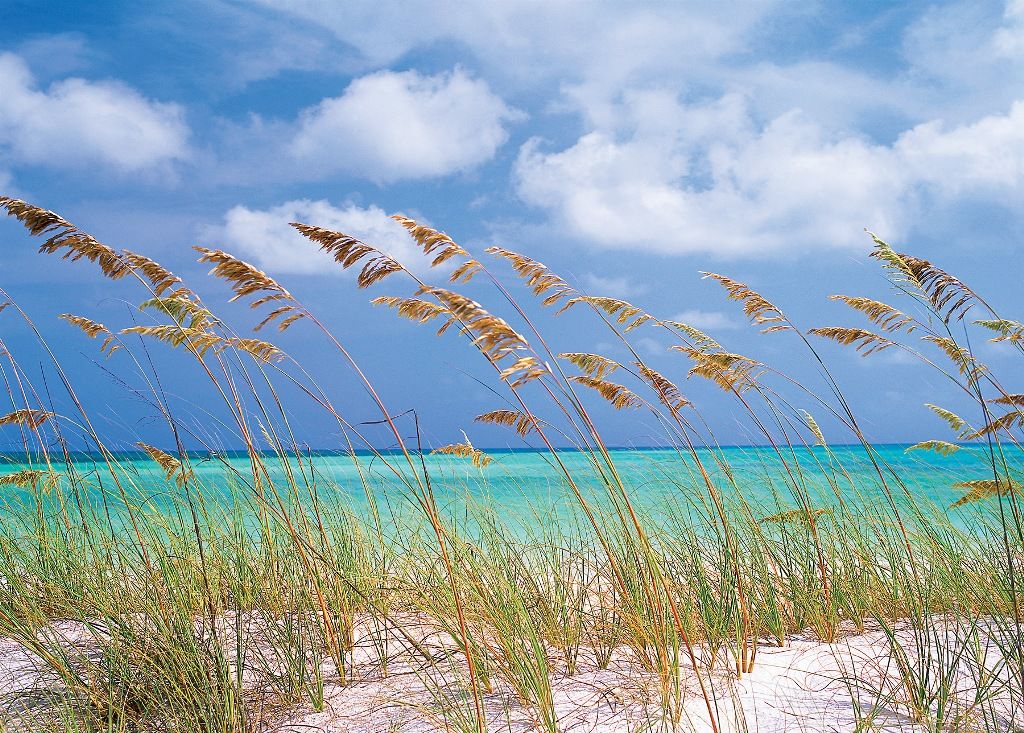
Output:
0 1 1022 450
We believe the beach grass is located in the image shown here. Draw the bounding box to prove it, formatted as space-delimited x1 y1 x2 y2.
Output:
0 196 1022 731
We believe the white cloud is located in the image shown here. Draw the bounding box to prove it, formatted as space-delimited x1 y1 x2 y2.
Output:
635 336 665 358
994 0 1024 58
290 68 520 181
221 0 1022 256
243 2 1014 132
727 61 928 132
206 199 428 276
516 110 903 256
247 1 776 86
671 309 739 331
896 101 1024 196
580 273 645 299
241 1 803 162
515 96 1024 257
239 1 1022 175
901 1 1024 121
0 53 189 173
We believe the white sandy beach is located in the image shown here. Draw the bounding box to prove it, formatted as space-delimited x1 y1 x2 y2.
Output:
2 615 1019 732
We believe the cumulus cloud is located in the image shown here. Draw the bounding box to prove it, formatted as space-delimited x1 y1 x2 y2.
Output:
515 96 1024 257
206 199 428 276
244 2 1016 130
0 53 189 173
290 68 520 181
896 101 1024 196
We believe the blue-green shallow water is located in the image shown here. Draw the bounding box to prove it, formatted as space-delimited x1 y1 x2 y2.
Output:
1 445 1020 531
0 446 1019 532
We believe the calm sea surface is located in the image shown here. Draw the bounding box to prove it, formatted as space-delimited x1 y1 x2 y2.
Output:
0 445 1019 529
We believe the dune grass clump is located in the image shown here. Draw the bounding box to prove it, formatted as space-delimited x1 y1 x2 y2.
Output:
0 195 1021 731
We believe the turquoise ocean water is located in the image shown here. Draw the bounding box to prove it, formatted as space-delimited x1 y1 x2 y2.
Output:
0 444 1020 531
